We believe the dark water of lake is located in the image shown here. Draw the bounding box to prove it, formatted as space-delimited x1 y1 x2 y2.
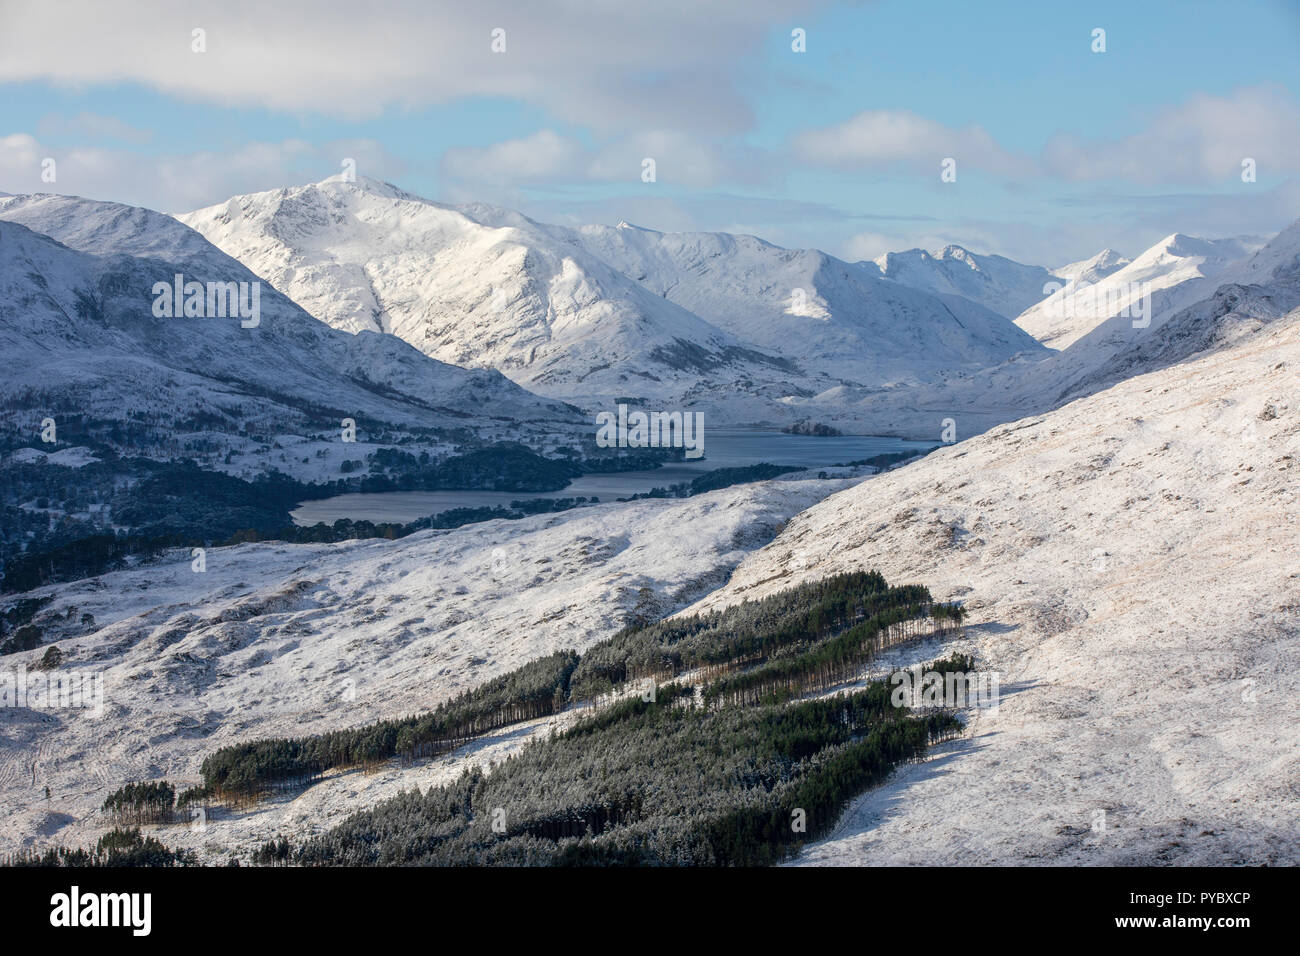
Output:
290 429 938 526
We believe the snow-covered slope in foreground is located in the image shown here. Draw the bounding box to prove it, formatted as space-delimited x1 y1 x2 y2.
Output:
686 308 1300 864
0 475 847 859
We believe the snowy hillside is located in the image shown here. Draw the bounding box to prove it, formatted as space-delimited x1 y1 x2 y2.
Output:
3 186 1295 866
180 177 1045 418
0 194 586 479
686 303 1300 865
0 473 849 859
864 244 1062 319
6 261 1295 865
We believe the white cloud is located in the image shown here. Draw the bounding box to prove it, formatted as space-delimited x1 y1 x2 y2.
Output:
441 130 585 187
586 131 768 188
36 112 154 144
1043 86 1300 185
0 133 403 212
440 128 771 198
793 110 1027 176
795 87 1300 189
0 0 829 133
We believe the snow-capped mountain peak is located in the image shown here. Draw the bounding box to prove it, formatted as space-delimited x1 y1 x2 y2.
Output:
864 243 1062 319
1014 232 1262 350
179 179 819 420
312 171 421 201
180 181 1045 419
1230 219 1300 282
1054 248 1131 287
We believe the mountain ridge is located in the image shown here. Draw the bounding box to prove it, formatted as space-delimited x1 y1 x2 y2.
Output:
0 192 588 481
179 176 1048 420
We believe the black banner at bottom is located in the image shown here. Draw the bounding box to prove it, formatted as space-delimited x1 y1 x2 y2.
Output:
0 864 1288 943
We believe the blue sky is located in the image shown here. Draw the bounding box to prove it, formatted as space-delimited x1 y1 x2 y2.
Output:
2 0 1298 264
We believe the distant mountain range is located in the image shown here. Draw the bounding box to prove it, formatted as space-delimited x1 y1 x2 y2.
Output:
1 178 1281 466
179 176 1047 418
777 223 1299 438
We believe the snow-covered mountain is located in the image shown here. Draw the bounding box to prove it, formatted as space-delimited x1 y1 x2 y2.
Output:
1058 222 1300 402
863 244 1062 320
1015 234 1261 350
1013 230 1289 408
557 223 1047 384
179 177 1046 418
4 182 1296 867
0 194 586 479
778 221 1300 440
179 177 821 420
1053 248 1131 288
